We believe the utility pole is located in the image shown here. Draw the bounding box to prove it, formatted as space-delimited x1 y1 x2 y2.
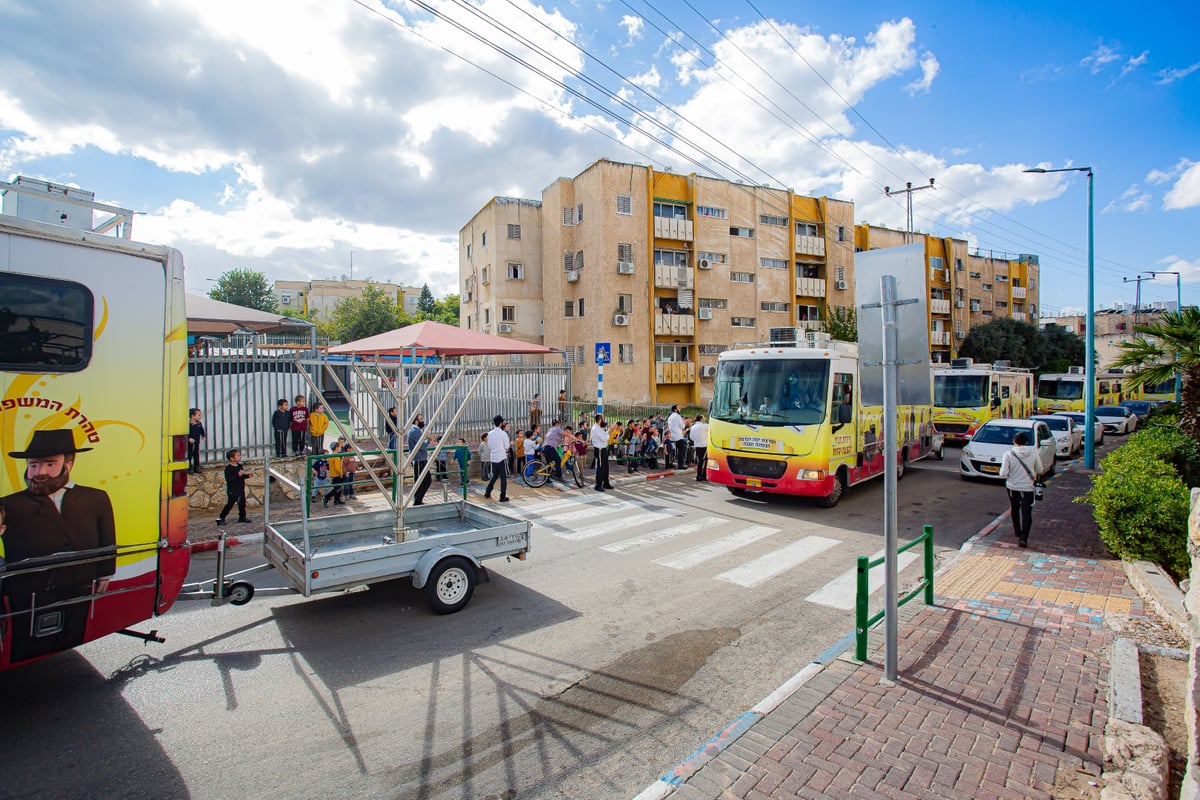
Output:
884 179 936 243
1123 273 1153 326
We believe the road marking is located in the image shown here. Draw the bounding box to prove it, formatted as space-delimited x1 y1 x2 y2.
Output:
715 536 840 588
803 548 918 609
600 517 729 554
653 525 779 570
545 498 659 523
557 508 683 541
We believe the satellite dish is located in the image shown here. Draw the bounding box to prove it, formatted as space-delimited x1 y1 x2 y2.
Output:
340 274 348 281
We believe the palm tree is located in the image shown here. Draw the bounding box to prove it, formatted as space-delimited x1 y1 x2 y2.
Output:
1111 307 1200 439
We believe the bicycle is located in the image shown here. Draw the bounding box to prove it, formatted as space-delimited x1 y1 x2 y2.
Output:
522 448 584 488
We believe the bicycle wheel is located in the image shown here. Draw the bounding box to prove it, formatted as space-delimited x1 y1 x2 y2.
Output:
524 459 549 487
566 456 584 488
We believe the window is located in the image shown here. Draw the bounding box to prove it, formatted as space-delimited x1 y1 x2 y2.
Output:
655 344 691 362
481 267 490 285
484 308 491 324
930 256 944 271
981 283 992 291
969 271 982 279
996 274 1008 282
562 206 577 226
653 249 688 267
506 262 524 280
796 222 819 237
759 214 787 226
761 301 789 312
0 273 93 372
698 298 728 309
796 304 820 322
1030 278 1037 291
619 344 634 364
730 272 755 283
699 344 728 355
696 205 727 219
798 263 820 279
759 257 788 269
995 300 1008 308
617 293 633 313
481 231 488 246
466 243 472 258
577 298 585 317
835 265 846 283
731 316 756 327
730 226 755 238
618 242 633 262
653 201 688 219
577 203 584 223
697 250 728 264
575 250 585 270
502 305 515 322
837 226 847 242
955 258 964 271
616 194 632 215
1012 278 1021 288
564 301 575 318
832 373 853 413
563 252 574 271
507 224 520 239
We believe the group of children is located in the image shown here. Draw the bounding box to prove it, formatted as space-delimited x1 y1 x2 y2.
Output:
271 395 330 458
309 437 359 508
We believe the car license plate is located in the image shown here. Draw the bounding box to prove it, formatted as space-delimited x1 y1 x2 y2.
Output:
981 464 999 474
745 478 762 487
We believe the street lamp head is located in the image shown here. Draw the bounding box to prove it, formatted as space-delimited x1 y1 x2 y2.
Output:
1022 167 1047 174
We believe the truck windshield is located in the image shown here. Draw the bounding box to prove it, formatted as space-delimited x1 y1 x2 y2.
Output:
711 358 830 426
934 374 988 407
1038 378 1083 400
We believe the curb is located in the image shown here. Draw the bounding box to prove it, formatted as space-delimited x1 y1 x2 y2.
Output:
191 532 264 552
1124 559 1188 639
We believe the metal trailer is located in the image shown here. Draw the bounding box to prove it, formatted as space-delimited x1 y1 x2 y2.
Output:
180 356 532 614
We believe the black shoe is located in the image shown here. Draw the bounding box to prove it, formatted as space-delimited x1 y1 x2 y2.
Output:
604 484 614 490
334 500 345 506
216 518 227 526
413 501 424 506
1018 538 1028 548
483 492 492 499
595 487 606 492
499 496 510 502
237 517 252 523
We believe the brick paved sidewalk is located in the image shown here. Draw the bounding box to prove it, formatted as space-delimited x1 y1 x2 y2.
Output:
657 464 1149 800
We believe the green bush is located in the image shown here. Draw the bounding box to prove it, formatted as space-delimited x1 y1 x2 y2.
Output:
1080 424 1193 579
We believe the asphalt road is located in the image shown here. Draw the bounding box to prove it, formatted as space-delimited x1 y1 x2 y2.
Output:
0 442 1109 800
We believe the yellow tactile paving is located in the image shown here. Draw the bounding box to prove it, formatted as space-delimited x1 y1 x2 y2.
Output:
936 555 1016 600
990 582 1133 614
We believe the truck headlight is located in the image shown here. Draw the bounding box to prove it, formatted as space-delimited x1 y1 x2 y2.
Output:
800 469 826 480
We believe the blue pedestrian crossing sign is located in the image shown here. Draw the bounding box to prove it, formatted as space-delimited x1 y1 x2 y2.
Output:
595 342 611 365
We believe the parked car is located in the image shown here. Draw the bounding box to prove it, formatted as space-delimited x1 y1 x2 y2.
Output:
1095 405 1138 435
1053 411 1105 446
1118 399 1156 422
1031 414 1082 458
960 419 1056 481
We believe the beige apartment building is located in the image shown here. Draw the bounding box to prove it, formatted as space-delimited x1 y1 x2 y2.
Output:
273 279 422 323
1041 304 1175 367
460 158 1041 406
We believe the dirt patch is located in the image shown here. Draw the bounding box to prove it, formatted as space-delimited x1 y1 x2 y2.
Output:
1140 650 1188 799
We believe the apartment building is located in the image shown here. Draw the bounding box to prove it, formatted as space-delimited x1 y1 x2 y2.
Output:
1041 304 1175 367
273 279 422 323
460 158 1040 404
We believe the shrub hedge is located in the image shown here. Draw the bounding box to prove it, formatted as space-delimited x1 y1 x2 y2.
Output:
1080 419 1196 580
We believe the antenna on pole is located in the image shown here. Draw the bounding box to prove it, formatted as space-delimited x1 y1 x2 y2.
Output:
884 178 936 244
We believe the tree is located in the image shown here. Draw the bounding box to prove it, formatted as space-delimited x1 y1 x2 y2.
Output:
327 282 407 343
417 283 436 318
957 318 1045 368
1111 308 1200 439
1040 323 1086 374
823 305 857 342
432 294 460 326
208 268 276 311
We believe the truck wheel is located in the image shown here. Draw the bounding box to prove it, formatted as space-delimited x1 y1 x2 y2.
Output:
934 442 945 461
424 557 476 614
817 472 845 508
727 487 748 497
897 453 907 480
228 581 255 606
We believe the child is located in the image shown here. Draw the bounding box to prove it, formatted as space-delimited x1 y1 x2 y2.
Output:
308 402 329 455
478 433 491 481
325 443 345 507
432 434 448 481
522 430 538 477
514 429 526 475
642 427 661 469
217 449 252 525
341 442 359 498
454 437 470 486
289 395 309 456
271 399 291 458
625 426 642 473
188 408 206 474
311 449 330 504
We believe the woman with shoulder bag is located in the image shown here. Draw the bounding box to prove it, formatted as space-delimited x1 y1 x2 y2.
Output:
999 431 1040 548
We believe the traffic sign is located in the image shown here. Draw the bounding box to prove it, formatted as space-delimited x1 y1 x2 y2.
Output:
595 342 611 365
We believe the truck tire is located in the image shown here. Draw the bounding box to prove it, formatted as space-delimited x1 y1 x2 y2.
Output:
817 471 845 508
423 556 476 614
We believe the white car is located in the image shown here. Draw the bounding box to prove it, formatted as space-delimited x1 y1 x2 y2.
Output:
1053 411 1105 446
960 419 1056 481
1094 405 1138 435
1031 414 1082 458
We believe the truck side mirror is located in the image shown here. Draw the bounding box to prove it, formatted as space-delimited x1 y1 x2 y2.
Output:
838 405 852 424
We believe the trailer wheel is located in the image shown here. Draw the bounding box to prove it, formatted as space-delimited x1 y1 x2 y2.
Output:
424 557 476 614
228 581 255 606
817 471 845 508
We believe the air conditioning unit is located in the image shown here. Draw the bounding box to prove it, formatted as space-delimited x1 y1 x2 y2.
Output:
835 280 847 290
498 323 513 333
700 365 717 377
280 295 291 305
955 300 965 308
613 313 629 326
698 308 713 320
566 270 580 283
698 258 712 270
955 331 965 339
464 292 472 302
617 261 634 274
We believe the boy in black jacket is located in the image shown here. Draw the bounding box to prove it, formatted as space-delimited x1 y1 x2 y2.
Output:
217 449 252 525
271 398 290 458
188 407 206 474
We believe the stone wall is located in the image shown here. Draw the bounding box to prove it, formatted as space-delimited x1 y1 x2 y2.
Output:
188 458 311 511
1183 489 1200 799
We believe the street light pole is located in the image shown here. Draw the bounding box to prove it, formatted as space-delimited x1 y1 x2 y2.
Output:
1149 270 1183 404
1024 165 1096 469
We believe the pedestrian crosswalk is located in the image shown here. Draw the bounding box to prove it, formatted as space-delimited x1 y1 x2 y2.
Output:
511 495 926 609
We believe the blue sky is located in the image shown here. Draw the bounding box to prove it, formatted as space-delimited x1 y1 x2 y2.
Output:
1 0 1197 317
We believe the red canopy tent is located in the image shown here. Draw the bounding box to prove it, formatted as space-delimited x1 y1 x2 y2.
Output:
327 320 554 358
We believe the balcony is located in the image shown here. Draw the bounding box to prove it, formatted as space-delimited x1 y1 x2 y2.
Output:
653 216 694 241
1012 286 1027 299
795 319 824 332
654 264 694 289
796 276 826 297
930 298 950 315
656 361 696 384
1012 311 1027 322
930 330 951 346
655 311 695 336
795 235 826 257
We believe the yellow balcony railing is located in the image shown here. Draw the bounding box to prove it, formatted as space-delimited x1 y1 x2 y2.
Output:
655 361 696 384
654 311 695 336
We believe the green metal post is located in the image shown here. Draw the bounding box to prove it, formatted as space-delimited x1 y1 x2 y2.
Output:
855 554 870 661
922 523 935 605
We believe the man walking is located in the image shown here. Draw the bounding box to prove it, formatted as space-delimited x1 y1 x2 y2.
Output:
483 415 511 502
406 412 431 506
667 404 686 469
590 414 614 491
999 431 1038 548
690 414 710 481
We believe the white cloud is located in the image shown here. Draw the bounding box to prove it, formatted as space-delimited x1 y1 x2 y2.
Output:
904 51 939 95
1081 42 1121 75
1153 256 1200 286
619 14 644 46
1119 50 1149 79
1156 61 1200 84
629 65 662 90
1020 64 1064 84
1163 161 1200 210
1102 184 1151 214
